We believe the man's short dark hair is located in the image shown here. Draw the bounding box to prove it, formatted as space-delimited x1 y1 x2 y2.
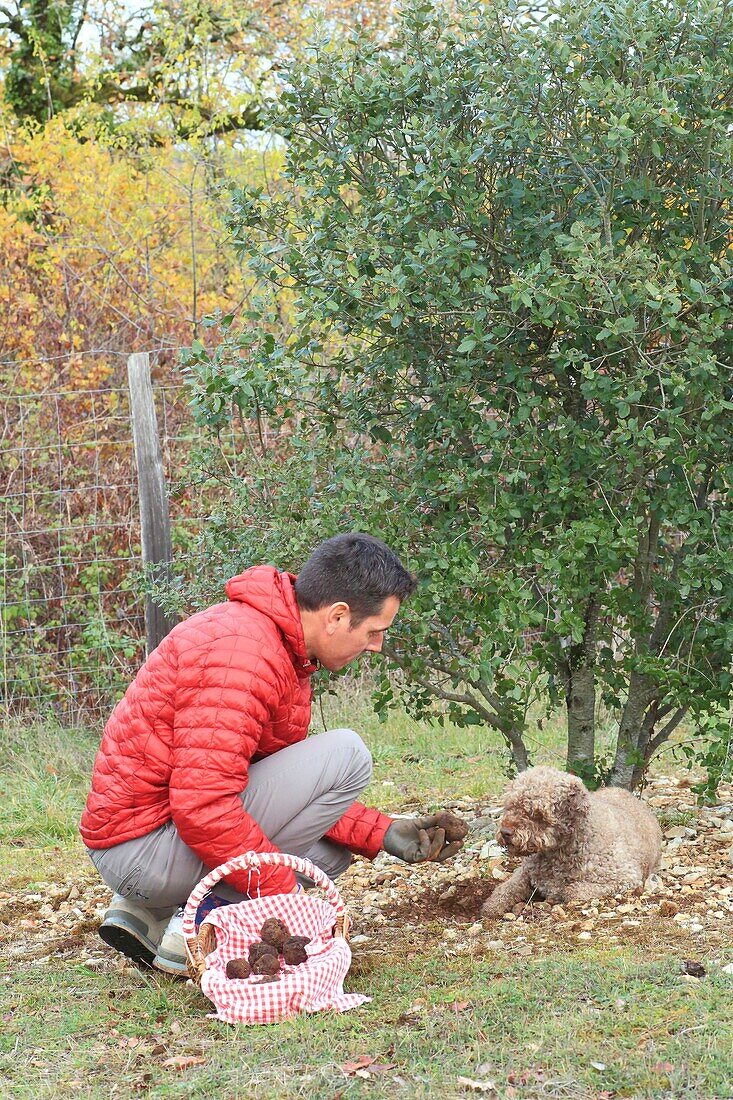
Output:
295 533 416 625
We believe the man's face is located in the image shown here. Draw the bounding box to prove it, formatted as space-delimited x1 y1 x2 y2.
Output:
316 595 400 672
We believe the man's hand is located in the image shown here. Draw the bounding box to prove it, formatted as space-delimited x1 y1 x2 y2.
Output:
383 813 466 864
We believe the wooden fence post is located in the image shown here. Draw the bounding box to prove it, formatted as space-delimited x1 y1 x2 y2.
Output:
127 352 177 654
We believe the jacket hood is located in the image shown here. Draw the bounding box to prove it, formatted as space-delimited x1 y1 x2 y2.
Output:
225 566 317 676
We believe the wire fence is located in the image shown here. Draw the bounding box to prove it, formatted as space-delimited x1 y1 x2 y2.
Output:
0 364 201 724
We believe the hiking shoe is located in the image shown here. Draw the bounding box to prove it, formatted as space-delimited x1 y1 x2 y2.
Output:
99 894 169 968
152 909 188 977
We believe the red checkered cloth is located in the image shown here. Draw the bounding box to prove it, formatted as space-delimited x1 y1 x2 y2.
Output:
183 852 370 1025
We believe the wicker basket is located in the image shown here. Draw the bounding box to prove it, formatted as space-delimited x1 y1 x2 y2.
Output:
181 851 367 1024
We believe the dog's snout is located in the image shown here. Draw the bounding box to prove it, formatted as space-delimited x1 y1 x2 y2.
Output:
500 825 515 841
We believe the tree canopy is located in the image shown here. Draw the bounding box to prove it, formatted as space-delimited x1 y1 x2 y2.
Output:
0 0 391 137
182 0 733 791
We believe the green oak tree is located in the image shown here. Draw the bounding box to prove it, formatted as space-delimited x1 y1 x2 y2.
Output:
181 0 733 790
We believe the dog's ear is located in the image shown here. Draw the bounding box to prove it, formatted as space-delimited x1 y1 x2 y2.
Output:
557 775 590 823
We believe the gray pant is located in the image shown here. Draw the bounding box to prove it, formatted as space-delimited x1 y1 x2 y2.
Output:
88 728 372 919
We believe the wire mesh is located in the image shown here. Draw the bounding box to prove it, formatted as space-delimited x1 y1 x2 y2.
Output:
0 374 200 723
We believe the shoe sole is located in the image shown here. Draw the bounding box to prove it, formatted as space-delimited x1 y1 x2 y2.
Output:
152 948 189 977
99 917 157 968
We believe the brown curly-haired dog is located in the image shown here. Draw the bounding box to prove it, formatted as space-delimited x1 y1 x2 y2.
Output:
481 766 662 918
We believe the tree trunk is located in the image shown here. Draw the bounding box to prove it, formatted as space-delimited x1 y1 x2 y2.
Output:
561 598 599 777
631 704 689 788
609 670 655 789
565 663 597 777
508 726 530 773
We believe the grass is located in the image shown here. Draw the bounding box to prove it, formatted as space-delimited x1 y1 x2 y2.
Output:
1 693 732 1099
3 946 732 1098
0 717 98 845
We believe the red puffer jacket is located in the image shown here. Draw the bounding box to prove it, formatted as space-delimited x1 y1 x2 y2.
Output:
80 567 393 895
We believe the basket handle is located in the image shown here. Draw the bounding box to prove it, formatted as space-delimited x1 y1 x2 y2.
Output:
182 850 346 940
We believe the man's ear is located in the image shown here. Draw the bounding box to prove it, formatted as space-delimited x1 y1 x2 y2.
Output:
325 601 350 634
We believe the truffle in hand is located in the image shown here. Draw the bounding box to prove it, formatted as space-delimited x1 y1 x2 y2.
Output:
225 958 251 979
249 940 279 967
282 935 310 966
260 917 291 951
433 811 469 843
251 951 281 976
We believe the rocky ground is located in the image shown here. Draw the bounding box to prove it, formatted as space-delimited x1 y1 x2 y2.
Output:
1 775 732 978
341 774 733 976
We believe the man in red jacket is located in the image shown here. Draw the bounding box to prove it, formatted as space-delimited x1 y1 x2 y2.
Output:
81 533 464 975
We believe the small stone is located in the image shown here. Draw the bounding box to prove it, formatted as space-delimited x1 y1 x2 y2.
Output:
577 931 592 942
681 960 706 978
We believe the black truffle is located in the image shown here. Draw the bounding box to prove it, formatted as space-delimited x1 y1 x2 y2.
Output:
433 811 469 842
248 940 279 967
260 917 290 951
251 951 281 976
225 957 251 979
282 935 310 966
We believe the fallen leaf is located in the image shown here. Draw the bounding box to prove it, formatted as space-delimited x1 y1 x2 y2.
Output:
341 1054 377 1076
652 1061 675 1075
161 1056 206 1070
355 1063 395 1078
457 1076 497 1093
449 1000 471 1014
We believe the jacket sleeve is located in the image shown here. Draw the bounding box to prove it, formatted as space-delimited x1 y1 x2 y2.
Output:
169 629 296 896
325 801 394 859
